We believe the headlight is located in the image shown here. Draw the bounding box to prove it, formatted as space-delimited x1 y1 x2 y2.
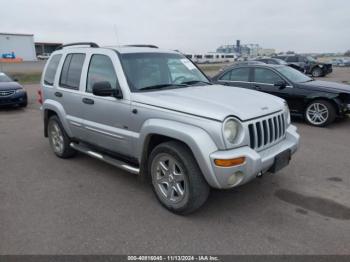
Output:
15 88 26 94
284 103 291 125
223 118 239 144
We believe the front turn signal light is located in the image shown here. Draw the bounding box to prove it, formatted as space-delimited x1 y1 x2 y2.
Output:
214 157 246 167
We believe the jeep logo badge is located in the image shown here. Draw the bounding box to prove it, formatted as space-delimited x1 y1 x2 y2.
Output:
261 106 269 110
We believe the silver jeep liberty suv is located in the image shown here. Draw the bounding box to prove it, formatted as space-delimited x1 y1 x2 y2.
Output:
41 42 299 214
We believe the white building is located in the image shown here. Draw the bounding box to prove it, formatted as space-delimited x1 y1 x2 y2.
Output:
257 48 276 57
0 33 37 61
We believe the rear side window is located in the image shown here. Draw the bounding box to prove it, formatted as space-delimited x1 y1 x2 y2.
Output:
44 54 62 86
86 55 118 93
220 67 250 82
254 68 282 84
59 53 86 90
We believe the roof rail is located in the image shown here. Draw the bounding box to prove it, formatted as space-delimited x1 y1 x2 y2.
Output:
124 44 158 48
56 42 99 50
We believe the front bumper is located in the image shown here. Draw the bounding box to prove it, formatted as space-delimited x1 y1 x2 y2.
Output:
209 125 299 189
0 92 27 106
323 66 333 75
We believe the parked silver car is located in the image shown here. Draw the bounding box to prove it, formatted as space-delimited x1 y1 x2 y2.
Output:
40 43 299 214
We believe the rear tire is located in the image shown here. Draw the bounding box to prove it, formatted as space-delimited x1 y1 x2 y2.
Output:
47 115 76 158
148 141 210 215
305 99 336 127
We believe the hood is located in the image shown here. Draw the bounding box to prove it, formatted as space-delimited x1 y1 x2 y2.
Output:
131 85 285 121
300 80 350 93
0 82 22 91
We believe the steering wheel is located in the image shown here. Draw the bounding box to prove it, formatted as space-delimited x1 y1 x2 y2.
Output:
172 76 187 84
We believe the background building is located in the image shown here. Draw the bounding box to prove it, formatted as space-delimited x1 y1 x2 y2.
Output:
35 42 62 56
0 33 36 61
257 48 276 57
216 40 275 57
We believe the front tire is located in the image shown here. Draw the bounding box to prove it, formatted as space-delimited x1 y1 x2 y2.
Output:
148 141 210 215
311 67 323 77
47 115 76 158
305 99 336 127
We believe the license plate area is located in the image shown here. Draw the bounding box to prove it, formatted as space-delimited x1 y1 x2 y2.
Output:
269 149 291 173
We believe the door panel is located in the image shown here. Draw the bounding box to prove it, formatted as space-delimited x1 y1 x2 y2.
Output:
57 53 87 140
82 97 132 155
81 53 133 156
252 67 304 113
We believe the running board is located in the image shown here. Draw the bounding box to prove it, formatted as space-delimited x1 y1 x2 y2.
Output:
70 142 140 175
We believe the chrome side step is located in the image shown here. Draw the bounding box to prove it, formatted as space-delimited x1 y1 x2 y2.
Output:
70 142 140 175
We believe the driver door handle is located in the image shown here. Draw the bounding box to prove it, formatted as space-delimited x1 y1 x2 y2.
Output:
82 98 94 105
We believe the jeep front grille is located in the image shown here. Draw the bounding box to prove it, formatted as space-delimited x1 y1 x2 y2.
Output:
248 113 286 151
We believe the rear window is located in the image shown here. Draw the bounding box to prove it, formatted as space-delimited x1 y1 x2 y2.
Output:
43 54 62 86
59 53 86 90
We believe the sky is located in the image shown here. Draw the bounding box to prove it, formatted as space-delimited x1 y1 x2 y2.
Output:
1 0 349 53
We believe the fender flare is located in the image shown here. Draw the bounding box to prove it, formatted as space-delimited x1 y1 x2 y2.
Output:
42 99 73 137
137 119 221 188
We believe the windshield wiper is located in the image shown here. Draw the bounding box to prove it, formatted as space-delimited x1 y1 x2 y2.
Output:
138 83 188 91
180 80 212 86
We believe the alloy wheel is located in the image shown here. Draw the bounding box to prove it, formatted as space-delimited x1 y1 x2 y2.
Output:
306 103 329 125
49 121 64 154
151 153 187 204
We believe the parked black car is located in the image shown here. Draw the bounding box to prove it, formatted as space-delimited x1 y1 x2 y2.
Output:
212 64 350 127
274 54 332 77
0 72 27 107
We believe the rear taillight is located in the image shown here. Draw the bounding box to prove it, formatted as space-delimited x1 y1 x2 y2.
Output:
37 89 43 105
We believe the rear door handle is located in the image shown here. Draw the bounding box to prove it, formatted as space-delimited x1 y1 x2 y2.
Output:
82 98 94 105
54 92 63 97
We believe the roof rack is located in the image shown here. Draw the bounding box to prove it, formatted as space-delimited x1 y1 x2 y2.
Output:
124 44 158 48
56 42 99 50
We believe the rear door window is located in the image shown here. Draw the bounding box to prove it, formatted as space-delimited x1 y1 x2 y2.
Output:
59 53 86 90
254 68 283 84
220 67 250 82
43 54 62 86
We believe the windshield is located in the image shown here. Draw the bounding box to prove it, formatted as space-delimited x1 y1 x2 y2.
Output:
306 56 317 62
120 52 209 91
276 66 313 83
0 73 12 82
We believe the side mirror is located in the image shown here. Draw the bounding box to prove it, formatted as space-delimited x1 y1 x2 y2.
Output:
92 81 122 99
274 80 287 89
13 78 19 82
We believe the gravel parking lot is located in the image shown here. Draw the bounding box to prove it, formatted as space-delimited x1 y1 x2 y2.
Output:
1 76 350 254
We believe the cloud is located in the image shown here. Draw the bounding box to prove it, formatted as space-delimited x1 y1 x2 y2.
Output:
2 0 349 53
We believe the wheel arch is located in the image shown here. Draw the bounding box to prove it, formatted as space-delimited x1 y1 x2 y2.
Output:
137 119 220 188
304 95 342 115
42 100 72 137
